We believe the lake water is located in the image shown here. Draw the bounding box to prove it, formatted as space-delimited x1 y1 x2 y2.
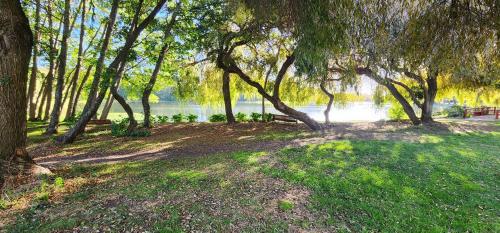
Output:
109 101 391 122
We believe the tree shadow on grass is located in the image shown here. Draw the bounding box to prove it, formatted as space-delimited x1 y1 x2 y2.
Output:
236 132 499 232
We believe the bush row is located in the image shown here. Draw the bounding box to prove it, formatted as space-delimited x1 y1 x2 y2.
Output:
209 112 273 122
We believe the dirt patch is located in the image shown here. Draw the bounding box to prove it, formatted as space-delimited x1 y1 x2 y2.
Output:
30 120 499 168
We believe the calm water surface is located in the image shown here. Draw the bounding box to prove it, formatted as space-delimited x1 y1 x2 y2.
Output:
109 101 392 122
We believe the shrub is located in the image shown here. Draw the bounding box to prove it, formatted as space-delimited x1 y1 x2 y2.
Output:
172 114 184 123
156 115 169 124
235 112 247 122
263 113 273 122
54 177 64 189
65 112 82 127
209 114 227 122
187 114 198 123
250 112 262 122
445 105 465 118
111 118 130 137
388 103 406 121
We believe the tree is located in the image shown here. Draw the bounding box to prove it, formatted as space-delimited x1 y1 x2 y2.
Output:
64 0 87 121
57 0 120 143
46 0 72 135
59 0 168 143
222 70 236 123
0 0 34 189
27 0 41 121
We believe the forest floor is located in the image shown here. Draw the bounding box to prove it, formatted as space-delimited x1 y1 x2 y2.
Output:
1 119 499 232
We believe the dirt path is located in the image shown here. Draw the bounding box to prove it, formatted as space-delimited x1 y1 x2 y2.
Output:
30 120 499 168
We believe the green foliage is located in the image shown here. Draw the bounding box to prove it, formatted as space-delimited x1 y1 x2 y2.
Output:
186 114 198 123
209 114 227 122
444 105 465 118
35 180 50 202
111 118 130 137
0 199 7 210
172 114 184 123
263 113 273 122
277 200 294 212
156 115 169 124
250 112 262 122
388 103 406 121
236 112 247 122
65 112 82 127
54 177 64 189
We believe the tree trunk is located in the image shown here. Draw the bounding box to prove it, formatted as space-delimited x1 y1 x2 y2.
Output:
142 9 177 128
101 67 123 120
360 68 421 125
33 76 47 120
110 63 138 132
421 73 438 123
384 82 421 125
58 0 167 143
0 0 34 189
58 0 120 143
100 92 114 120
222 71 236 124
220 54 322 130
320 81 334 124
46 0 71 135
70 65 93 118
43 1 56 121
37 84 47 120
28 0 41 121
142 45 168 127
64 0 86 121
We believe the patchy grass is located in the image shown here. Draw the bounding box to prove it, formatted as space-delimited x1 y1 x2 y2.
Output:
2 121 499 232
251 132 500 232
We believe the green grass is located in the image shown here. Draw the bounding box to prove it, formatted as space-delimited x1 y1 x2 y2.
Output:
4 126 499 232
252 132 500 232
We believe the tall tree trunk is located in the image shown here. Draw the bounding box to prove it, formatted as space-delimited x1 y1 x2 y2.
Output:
142 8 177 128
37 84 48 120
100 92 114 120
34 77 46 119
261 65 272 122
71 65 93 118
65 0 86 121
43 1 56 121
58 0 119 144
101 67 123 120
0 0 34 189
320 80 334 124
142 44 168 128
28 0 41 121
46 0 71 135
222 71 236 123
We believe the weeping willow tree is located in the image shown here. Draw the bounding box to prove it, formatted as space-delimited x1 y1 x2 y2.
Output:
242 0 498 125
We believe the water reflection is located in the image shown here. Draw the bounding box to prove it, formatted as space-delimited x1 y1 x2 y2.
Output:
109 101 391 122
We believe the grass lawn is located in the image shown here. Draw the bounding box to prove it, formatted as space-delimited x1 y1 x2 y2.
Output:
1 122 499 232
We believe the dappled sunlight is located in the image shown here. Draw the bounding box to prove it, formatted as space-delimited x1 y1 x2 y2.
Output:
348 167 393 188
